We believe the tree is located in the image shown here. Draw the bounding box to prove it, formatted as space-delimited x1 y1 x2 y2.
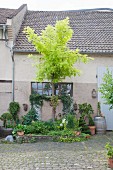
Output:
24 17 93 121
99 68 113 109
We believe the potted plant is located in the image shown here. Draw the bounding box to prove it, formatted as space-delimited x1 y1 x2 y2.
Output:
12 124 25 136
88 116 96 135
105 143 113 168
0 112 13 137
0 112 13 128
78 103 94 135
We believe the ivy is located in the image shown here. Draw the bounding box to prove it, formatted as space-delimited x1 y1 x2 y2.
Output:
30 93 73 115
30 94 51 107
60 94 73 114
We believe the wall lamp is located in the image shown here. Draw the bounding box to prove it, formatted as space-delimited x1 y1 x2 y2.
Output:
92 89 97 98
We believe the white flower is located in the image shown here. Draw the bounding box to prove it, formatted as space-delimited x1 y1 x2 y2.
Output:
66 121 68 124
60 123 63 127
62 118 66 124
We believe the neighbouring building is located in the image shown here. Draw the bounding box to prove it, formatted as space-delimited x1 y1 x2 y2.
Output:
1 4 113 129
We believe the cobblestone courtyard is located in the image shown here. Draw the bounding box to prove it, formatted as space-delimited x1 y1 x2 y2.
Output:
0 133 113 170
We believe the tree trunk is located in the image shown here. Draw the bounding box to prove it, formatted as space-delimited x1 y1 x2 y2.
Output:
51 82 56 121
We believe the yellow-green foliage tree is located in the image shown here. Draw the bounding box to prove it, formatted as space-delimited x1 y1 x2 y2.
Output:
24 17 93 121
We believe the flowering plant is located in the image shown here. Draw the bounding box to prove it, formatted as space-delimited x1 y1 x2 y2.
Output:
60 118 68 130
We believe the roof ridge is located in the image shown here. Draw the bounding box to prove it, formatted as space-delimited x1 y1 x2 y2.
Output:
8 4 27 19
28 8 113 13
0 8 15 10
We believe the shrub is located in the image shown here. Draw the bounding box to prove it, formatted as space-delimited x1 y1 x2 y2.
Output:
57 136 87 142
30 121 48 135
43 120 55 131
22 108 38 125
25 125 36 134
0 112 13 128
9 102 20 122
48 129 74 137
105 143 113 158
66 114 79 130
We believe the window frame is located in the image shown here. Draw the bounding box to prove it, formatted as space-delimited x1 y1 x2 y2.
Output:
31 82 73 96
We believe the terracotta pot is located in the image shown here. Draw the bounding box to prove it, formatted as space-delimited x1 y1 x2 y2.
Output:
86 135 90 139
108 158 113 168
88 126 96 135
74 131 81 136
17 131 24 136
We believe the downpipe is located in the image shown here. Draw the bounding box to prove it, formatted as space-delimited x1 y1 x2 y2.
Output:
3 25 15 101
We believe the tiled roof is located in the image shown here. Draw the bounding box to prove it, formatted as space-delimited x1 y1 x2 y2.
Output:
8 4 27 19
0 4 27 24
0 8 15 24
13 9 113 53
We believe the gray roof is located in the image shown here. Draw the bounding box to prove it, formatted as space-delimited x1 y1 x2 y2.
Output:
11 9 113 53
0 8 15 24
0 4 27 24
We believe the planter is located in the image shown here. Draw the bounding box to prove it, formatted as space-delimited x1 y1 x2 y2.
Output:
17 131 24 136
88 126 96 135
0 127 13 137
108 158 113 168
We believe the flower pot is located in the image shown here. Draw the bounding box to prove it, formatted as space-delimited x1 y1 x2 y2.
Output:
86 135 91 139
0 127 13 137
17 131 24 136
108 158 113 168
74 131 81 136
88 126 96 135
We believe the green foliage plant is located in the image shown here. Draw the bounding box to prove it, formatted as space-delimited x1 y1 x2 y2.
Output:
97 102 101 116
9 102 20 122
50 95 59 115
12 124 26 136
79 103 94 117
0 112 13 128
79 116 91 134
88 116 95 126
22 108 38 125
60 94 73 114
24 17 93 121
57 136 87 143
48 129 74 137
66 114 79 130
99 68 113 109
30 121 49 135
105 143 113 158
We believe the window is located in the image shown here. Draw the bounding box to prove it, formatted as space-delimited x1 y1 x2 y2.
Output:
0 26 8 40
31 82 73 96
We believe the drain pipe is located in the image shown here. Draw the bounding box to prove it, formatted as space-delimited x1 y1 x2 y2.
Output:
3 25 15 101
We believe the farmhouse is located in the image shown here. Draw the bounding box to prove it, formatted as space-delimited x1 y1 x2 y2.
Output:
0 4 113 129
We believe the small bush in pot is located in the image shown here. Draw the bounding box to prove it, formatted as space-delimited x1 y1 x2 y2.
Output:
0 112 13 128
105 143 113 168
12 124 26 136
88 116 96 135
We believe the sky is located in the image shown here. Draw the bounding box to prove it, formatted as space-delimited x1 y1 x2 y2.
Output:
0 0 113 11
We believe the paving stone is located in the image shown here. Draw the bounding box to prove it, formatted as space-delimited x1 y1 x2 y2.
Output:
0 132 113 170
